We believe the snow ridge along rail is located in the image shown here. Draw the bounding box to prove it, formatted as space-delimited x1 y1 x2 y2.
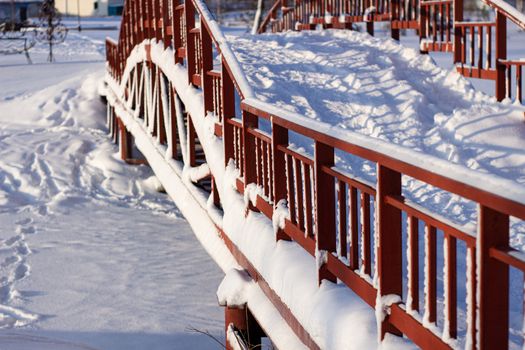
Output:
104 0 525 349
259 0 525 104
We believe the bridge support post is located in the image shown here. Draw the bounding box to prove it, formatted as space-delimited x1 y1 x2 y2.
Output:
377 165 403 339
118 118 132 162
478 206 509 350
223 305 263 350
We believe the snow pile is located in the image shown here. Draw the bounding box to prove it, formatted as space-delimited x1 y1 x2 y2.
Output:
217 268 252 307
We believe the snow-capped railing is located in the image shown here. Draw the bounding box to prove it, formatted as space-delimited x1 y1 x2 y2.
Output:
259 0 525 104
104 0 525 349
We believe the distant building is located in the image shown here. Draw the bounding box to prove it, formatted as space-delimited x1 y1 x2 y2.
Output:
0 0 43 22
54 0 111 17
108 0 123 16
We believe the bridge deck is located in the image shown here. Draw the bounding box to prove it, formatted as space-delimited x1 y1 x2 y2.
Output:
230 29 524 186
230 28 525 241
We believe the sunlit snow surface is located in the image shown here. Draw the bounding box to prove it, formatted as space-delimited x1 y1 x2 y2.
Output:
0 21 223 350
229 27 525 238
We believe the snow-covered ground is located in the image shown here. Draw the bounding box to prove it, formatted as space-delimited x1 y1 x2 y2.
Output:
0 24 224 350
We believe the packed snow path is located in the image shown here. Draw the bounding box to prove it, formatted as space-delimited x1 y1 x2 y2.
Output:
0 29 224 350
229 29 525 186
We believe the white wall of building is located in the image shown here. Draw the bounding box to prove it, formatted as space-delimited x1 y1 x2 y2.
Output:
55 0 109 17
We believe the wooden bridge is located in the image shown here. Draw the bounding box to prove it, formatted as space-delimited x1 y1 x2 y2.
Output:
103 0 525 349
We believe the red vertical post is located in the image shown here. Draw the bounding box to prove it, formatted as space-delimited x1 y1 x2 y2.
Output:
188 115 197 167
118 119 131 161
162 0 171 48
225 306 247 350
391 0 400 40
272 122 290 241
201 19 214 114
478 205 509 350
185 0 197 85
419 3 428 53
169 85 178 160
315 141 336 283
377 164 402 339
222 62 235 167
172 3 183 64
242 111 258 187
495 10 507 101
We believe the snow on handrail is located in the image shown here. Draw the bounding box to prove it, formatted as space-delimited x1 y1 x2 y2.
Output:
483 0 525 30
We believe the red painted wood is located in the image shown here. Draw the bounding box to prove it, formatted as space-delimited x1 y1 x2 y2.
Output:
495 11 507 101
222 59 235 167
425 224 437 324
408 215 419 312
478 206 509 350
377 165 402 338
315 141 336 283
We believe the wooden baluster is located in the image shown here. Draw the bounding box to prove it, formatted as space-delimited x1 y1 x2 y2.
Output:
507 65 512 99
453 0 463 62
478 26 483 72
172 4 183 64
169 84 178 160
222 60 235 166
495 10 507 101
425 224 437 324
286 154 297 224
517 65 522 103
407 215 419 312
162 0 171 48
315 141 336 283
188 114 196 167
243 111 258 188
470 25 475 68
304 164 314 237
146 0 154 39
377 165 402 339
419 3 428 53
467 246 477 350
256 139 263 187
201 21 214 114
337 180 347 258
185 0 197 85
361 192 371 275
478 206 509 350
295 158 305 231
349 186 359 269
444 233 457 339
391 0 400 40
487 25 492 69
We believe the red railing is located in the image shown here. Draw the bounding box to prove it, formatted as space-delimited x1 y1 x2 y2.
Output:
105 0 525 349
259 0 525 104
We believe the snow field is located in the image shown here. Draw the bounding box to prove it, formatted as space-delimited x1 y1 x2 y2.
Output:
0 27 227 349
